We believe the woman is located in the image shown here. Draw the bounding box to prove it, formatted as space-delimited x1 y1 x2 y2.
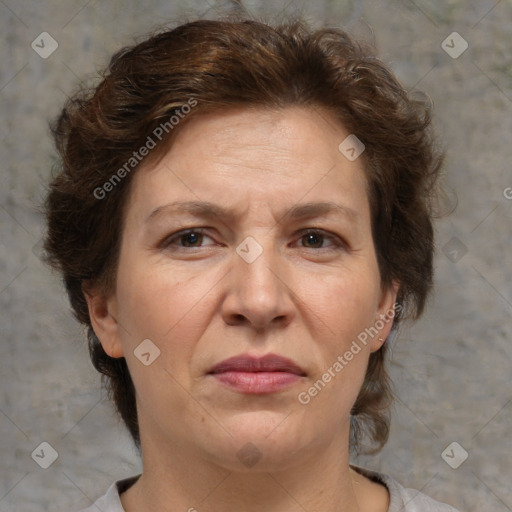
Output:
43 15 459 512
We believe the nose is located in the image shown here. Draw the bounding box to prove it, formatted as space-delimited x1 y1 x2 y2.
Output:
221 238 296 331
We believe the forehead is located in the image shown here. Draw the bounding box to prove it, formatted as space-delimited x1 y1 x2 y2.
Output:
126 106 370 225
165 106 357 177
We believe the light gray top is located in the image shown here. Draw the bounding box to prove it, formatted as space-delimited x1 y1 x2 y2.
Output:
79 464 460 511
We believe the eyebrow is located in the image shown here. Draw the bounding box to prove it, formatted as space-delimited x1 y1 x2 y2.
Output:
145 200 360 224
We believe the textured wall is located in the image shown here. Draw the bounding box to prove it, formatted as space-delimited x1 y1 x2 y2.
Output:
0 1 511 511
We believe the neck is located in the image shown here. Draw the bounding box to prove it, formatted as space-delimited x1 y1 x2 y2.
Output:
121 428 368 512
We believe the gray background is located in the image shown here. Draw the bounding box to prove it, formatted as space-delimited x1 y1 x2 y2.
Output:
1 1 511 511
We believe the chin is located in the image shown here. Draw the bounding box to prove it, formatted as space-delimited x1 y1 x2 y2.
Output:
199 411 315 472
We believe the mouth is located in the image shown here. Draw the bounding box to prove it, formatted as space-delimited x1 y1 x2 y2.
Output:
207 353 306 394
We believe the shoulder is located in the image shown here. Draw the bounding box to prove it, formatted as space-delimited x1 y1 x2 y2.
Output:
350 464 461 512
77 475 139 512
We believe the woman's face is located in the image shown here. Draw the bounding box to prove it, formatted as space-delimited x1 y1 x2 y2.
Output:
90 106 398 471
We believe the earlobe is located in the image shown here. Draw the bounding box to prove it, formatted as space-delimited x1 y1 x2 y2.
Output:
83 282 124 359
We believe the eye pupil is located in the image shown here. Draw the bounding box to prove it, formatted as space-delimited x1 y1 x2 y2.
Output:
304 233 322 248
182 232 202 247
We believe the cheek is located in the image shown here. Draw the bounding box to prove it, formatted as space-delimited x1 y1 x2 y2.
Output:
114 262 213 405
296 271 378 419
115 257 219 356
309 266 380 339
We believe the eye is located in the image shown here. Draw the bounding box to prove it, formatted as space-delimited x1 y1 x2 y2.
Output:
162 229 215 249
296 229 345 250
160 228 346 252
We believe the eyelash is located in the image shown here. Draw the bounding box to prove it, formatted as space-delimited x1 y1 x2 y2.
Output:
161 228 347 252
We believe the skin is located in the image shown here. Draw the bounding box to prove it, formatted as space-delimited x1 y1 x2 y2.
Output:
86 106 399 512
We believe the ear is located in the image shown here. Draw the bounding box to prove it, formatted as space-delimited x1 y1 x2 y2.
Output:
83 281 124 358
370 280 400 352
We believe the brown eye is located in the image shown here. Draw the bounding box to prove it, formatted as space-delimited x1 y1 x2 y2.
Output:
179 231 203 247
301 232 324 248
162 228 215 249
297 229 343 250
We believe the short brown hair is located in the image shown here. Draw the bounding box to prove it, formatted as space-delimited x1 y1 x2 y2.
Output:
43 16 443 455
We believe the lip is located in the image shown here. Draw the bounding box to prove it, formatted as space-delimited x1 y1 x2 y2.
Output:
208 353 306 394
